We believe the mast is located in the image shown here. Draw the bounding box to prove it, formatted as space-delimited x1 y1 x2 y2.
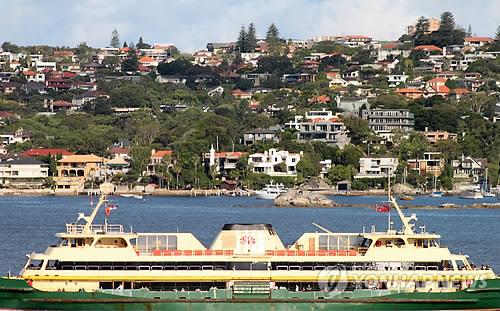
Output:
387 172 417 235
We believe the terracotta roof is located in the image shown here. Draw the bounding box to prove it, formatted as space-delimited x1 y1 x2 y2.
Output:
58 154 104 163
22 148 75 157
310 117 341 123
381 42 398 49
414 45 442 52
464 36 494 42
138 56 155 63
428 85 450 94
451 88 470 94
427 77 447 84
23 70 36 76
231 89 251 96
395 88 423 94
151 150 173 158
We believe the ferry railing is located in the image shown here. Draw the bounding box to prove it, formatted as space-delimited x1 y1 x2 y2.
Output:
66 224 124 234
136 249 361 256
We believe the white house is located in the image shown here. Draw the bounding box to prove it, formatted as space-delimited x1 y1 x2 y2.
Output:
355 157 399 179
0 157 49 188
248 148 301 177
0 128 31 145
387 74 409 87
34 61 57 72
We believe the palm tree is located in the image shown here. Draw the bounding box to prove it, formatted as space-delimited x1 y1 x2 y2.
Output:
171 161 182 189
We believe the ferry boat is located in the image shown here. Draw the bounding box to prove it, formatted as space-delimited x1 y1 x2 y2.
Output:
0 184 499 310
254 182 287 199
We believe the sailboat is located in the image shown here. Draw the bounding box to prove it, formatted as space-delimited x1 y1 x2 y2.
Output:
482 168 495 197
399 167 414 201
430 175 443 198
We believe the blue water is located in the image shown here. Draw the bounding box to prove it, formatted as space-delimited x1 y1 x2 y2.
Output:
0 195 498 275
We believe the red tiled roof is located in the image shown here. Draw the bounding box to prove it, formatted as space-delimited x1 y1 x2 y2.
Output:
464 36 494 42
414 45 442 52
61 71 77 79
0 111 15 118
395 88 423 94
138 56 155 63
109 146 130 154
231 89 251 96
22 148 75 157
427 77 447 84
152 150 173 158
23 70 36 76
138 65 152 72
452 88 470 94
428 85 450 94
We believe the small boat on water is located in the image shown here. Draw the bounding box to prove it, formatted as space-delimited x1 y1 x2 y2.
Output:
439 203 457 208
460 190 484 200
399 193 414 201
119 194 134 198
430 176 442 197
430 191 443 198
133 194 143 199
254 182 287 200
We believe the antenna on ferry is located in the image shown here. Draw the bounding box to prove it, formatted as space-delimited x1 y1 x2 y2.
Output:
312 222 333 234
387 172 417 235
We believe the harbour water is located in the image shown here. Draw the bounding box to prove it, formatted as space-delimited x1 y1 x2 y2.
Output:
0 195 498 275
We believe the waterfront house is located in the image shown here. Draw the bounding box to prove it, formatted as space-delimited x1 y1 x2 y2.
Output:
425 77 450 97
105 156 130 176
54 154 106 192
147 149 174 175
204 146 247 174
407 152 444 177
452 156 487 183
243 126 281 145
355 157 399 179
0 156 49 188
248 148 301 177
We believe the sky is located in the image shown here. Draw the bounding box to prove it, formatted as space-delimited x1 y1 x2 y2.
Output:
0 0 498 52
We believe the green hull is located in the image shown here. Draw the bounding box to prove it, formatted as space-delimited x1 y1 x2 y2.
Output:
1 278 500 311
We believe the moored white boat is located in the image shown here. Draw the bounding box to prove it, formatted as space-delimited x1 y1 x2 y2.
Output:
460 190 484 199
254 182 287 199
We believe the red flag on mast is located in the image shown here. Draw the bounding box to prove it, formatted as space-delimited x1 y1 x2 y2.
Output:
375 202 390 212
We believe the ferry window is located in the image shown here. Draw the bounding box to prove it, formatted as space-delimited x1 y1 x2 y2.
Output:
167 236 177 250
57 239 69 247
415 281 425 288
438 281 448 288
46 260 59 270
27 259 43 270
99 282 113 290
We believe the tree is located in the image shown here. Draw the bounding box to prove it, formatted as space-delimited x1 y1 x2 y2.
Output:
122 41 128 48
246 23 257 52
110 28 120 48
237 25 247 53
171 160 182 189
439 11 455 33
414 16 430 38
296 153 320 178
328 165 355 184
466 24 472 37
130 146 150 177
496 25 500 41
121 49 139 72
266 23 282 55
136 36 151 49
342 116 374 145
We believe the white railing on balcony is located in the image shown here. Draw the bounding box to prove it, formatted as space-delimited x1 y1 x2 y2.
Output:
66 224 124 234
